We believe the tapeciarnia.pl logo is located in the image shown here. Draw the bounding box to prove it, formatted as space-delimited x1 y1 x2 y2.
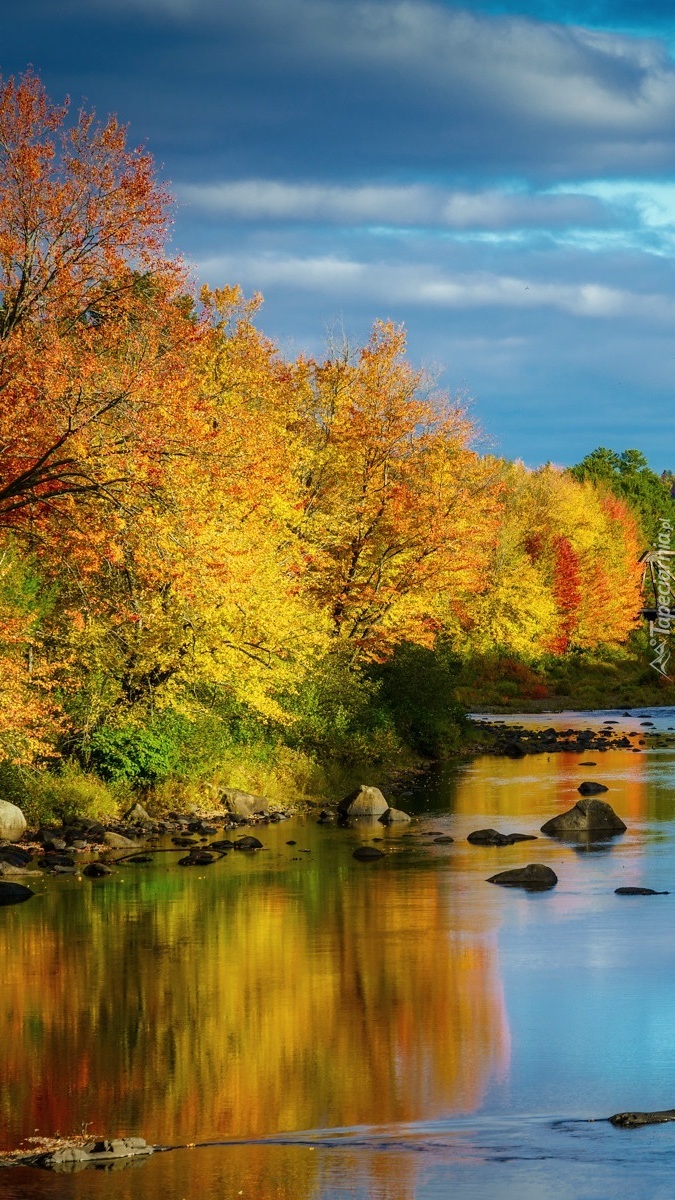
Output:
649 519 673 678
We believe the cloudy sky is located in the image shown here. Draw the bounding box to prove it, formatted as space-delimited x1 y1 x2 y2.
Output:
5 0 675 466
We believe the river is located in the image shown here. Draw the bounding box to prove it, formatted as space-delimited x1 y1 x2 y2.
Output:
3 706 675 1199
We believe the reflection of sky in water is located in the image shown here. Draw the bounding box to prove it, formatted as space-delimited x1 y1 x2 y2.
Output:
6 707 675 1200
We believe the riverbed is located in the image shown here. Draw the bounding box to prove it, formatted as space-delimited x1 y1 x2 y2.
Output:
3 706 675 1199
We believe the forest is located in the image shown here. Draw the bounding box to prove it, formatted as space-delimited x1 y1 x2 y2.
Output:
0 72 673 822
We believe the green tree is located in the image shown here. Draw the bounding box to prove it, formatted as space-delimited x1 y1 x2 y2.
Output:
570 447 675 543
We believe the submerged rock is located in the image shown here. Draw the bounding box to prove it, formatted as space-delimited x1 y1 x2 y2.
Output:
0 800 27 842
353 845 385 861
468 829 537 846
615 887 669 896
338 785 389 818
0 880 34 905
178 851 215 866
610 1110 675 1128
83 862 113 878
487 863 558 890
541 798 626 837
35 1137 154 1169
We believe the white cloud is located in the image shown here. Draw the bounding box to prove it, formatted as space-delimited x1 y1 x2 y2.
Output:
195 249 675 323
178 179 612 230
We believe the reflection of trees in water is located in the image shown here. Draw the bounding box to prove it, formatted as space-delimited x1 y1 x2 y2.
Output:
452 748 652 822
0 862 508 1200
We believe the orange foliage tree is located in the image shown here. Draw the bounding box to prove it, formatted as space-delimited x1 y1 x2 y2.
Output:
0 70 201 535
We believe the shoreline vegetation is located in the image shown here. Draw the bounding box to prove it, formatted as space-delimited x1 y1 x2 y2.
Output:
0 73 673 832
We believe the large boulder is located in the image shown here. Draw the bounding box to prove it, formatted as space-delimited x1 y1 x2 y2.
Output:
487 863 558 890
103 831 137 849
220 788 269 818
123 802 152 825
0 800 27 842
338 785 389 819
541 798 626 837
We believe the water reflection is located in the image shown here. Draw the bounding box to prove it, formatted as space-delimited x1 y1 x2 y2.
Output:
6 707 675 1200
0 842 509 1174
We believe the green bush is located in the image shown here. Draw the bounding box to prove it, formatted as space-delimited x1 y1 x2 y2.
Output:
7 762 122 828
369 639 467 756
278 650 400 763
83 720 183 785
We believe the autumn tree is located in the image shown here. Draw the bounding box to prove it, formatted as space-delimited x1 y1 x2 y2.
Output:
0 70 201 536
291 322 500 663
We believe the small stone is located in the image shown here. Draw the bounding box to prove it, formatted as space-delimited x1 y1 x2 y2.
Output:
433 835 455 844
83 862 113 878
487 863 558 890
178 851 215 866
379 807 412 824
578 781 609 795
233 836 263 851
615 886 668 896
37 853 76 868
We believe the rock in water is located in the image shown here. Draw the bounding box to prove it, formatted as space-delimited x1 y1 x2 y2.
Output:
468 828 538 846
36 1137 154 1167
103 831 137 849
578 781 609 795
541 798 626 836
0 880 34 905
610 1110 675 1128
353 845 385 861
178 850 216 866
233 836 263 851
338 785 389 818
0 800 27 842
487 863 558 890
379 807 411 824
615 887 668 896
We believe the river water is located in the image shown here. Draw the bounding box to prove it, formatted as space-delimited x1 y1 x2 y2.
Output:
4 707 675 1199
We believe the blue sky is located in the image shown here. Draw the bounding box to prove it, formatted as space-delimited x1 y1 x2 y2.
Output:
6 0 675 466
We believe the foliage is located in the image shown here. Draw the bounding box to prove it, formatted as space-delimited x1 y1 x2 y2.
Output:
0 72 660 815
570 447 675 543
